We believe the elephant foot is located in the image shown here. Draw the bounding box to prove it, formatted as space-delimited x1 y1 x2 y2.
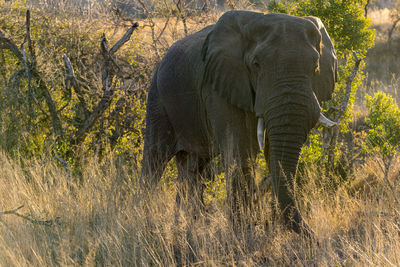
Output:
279 207 306 232
258 175 272 196
284 209 317 243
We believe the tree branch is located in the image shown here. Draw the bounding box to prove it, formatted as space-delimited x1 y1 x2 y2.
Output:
323 53 362 168
109 22 139 55
33 70 64 137
72 23 139 145
0 28 63 137
0 30 24 63
25 9 36 67
334 52 361 123
62 54 89 116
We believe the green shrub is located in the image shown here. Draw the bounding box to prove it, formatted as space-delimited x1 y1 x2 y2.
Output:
364 91 400 159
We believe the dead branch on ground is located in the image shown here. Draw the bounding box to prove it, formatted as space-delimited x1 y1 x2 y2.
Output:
0 205 61 226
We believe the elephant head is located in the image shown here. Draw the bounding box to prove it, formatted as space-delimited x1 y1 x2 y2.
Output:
202 11 337 230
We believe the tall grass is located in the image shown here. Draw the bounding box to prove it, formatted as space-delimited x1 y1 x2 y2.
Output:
0 151 399 266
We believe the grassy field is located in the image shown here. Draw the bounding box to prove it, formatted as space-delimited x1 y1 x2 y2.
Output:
0 150 400 265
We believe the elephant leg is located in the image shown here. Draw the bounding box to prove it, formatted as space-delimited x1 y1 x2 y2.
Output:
140 105 176 191
205 93 259 230
175 151 210 215
223 147 257 230
173 151 210 266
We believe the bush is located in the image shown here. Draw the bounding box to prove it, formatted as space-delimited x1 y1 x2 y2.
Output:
364 91 400 159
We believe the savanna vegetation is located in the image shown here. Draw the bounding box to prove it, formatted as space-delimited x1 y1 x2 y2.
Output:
0 0 400 265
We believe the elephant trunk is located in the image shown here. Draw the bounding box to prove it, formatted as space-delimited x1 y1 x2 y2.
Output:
261 87 321 232
268 131 304 230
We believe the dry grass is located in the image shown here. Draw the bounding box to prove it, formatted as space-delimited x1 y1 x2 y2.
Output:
0 151 399 266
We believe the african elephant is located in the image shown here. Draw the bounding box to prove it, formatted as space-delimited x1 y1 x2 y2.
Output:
140 10 337 233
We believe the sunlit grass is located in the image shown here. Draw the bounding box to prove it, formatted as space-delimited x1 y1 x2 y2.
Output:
0 151 399 266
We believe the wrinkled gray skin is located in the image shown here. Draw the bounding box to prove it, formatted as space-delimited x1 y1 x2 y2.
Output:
140 11 337 233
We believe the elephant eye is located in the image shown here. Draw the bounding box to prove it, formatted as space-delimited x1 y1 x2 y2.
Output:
252 59 260 69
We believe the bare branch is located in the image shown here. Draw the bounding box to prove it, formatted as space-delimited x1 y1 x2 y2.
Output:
0 30 63 137
55 154 71 175
109 22 139 55
0 205 61 226
61 54 89 115
63 54 75 78
174 0 188 36
334 52 362 123
0 50 7 82
21 46 36 121
73 87 115 145
388 17 400 43
0 205 24 215
101 34 109 55
137 0 161 61
6 69 25 96
156 17 170 44
72 24 138 145
323 53 363 167
21 47 32 96
33 71 64 137
25 9 36 67
364 0 370 17
0 30 24 63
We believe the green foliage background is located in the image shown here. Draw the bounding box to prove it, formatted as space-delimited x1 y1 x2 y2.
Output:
364 91 400 159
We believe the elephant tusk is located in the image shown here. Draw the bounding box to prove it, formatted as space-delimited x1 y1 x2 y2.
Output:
312 92 337 128
257 118 265 150
319 113 337 128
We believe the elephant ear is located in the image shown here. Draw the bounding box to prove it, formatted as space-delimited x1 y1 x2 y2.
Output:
304 16 338 103
201 11 263 112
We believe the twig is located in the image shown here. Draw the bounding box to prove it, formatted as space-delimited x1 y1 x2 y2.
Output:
323 53 362 168
25 9 36 67
174 0 188 37
55 154 71 176
109 22 139 56
137 0 161 61
0 205 60 226
21 46 36 121
0 30 24 63
0 205 24 215
60 54 89 115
